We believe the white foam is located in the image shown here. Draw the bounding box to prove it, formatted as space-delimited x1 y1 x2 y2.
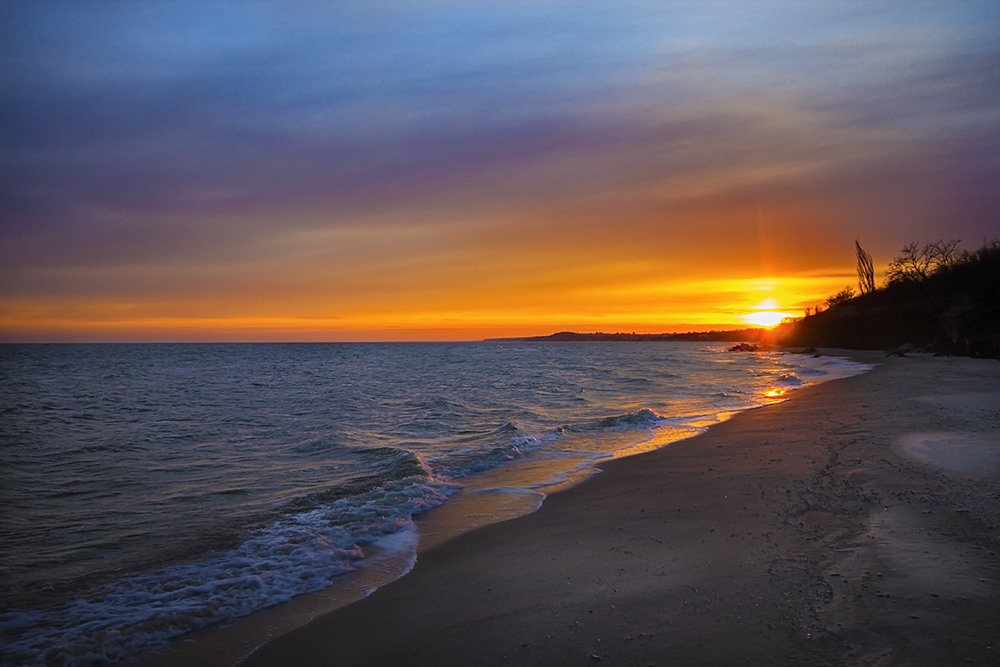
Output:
0 477 459 666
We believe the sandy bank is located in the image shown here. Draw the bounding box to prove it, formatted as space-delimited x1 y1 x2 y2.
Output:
230 351 999 665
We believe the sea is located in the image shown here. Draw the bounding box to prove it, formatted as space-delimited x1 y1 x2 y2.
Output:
0 342 872 665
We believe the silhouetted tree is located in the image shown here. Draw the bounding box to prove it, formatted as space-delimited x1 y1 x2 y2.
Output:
886 239 962 284
855 239 875 295
825 286 855 308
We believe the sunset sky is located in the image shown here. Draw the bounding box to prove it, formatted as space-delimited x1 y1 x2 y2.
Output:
2 2 998 341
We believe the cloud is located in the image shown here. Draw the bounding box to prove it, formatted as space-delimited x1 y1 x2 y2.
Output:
2 1 999 339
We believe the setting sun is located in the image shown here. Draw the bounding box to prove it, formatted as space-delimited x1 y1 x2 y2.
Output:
741 299 794 328
742 311 787 328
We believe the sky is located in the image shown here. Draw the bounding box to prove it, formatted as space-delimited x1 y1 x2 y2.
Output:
2 1 998 342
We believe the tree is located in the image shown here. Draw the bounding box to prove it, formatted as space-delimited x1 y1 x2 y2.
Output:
855 239 875 295
886 239 962 284
826 286 855 308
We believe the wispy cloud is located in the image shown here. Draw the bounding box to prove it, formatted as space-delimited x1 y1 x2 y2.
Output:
2 1 998 339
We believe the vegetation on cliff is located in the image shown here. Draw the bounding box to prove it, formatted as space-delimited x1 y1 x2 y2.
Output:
774 240 1000 358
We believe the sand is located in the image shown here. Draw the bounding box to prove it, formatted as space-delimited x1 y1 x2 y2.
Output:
223 351 999 665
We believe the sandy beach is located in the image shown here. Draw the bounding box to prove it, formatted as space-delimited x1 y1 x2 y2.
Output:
221 351 999 665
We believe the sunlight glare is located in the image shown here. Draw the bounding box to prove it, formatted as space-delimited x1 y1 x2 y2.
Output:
742 310 789 327
741 298 792 328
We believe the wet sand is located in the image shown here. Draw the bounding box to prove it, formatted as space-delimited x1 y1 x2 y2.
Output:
236 350 999 666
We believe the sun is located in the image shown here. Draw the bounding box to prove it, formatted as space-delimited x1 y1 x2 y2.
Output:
742 310 789 327
740 298 793 328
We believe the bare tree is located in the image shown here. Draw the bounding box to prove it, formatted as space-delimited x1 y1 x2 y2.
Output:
886 239 962 284
931 239 963 271
855 239 875 295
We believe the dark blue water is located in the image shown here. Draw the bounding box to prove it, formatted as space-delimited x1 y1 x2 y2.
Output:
0 342 870 665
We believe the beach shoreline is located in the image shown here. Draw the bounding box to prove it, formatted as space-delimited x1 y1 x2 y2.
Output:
145 350 999 666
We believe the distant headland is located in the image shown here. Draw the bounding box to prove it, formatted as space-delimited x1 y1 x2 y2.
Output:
486 329 766 343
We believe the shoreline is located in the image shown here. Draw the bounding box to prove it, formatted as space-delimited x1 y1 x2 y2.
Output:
239 350 998 666
121 345 850 666
137 350 1000 666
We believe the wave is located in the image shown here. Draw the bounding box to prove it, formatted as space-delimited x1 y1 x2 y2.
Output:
0 447 459 666
430 421 545 478
555 407 666 435
427 408 668 481
598 407 666 428
773 372 803 387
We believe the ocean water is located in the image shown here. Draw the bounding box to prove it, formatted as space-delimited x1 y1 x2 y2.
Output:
0 342 871 665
